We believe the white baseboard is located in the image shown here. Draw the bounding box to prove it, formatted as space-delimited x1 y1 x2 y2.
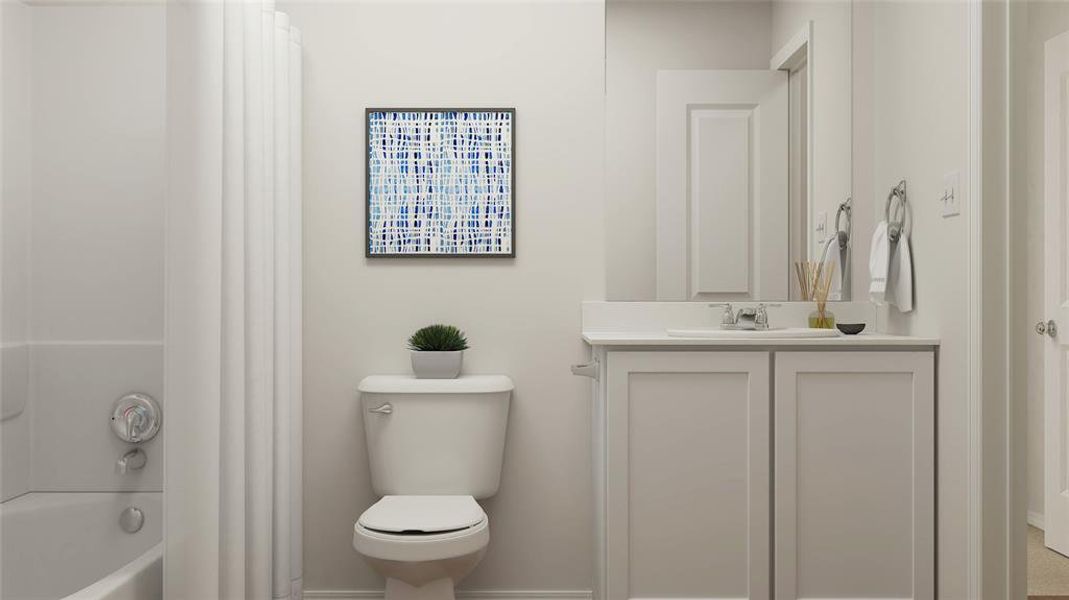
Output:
304 591 592 600
1029 510 1046 530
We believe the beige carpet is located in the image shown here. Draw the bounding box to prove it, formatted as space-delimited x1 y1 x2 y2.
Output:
1030 525 1069 598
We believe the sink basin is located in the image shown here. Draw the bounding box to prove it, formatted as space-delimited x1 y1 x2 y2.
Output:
665 327 841 339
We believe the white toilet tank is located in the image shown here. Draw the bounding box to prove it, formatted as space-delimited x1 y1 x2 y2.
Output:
358 375 512 499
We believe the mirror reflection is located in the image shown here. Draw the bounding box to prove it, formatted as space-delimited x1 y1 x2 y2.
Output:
606 0 854 302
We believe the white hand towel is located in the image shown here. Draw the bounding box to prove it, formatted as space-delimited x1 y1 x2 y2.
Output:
887 231 914 312
819 235 843 301
869 221 890 302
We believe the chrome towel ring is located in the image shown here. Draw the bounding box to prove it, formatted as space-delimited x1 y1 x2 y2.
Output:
885 180 908 242
834 197 852 250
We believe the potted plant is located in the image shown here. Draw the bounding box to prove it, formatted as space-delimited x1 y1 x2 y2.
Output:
407 324 469 379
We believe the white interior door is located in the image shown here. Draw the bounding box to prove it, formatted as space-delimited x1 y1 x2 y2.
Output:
1044 29 1069 556
656 70 788 301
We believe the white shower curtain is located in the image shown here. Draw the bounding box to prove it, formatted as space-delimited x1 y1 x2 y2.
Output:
164 1 303 598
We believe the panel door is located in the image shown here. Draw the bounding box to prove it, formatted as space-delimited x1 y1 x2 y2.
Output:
606 351 770 600
774 352 935 600
1043 29 1069 556
656 70 788 301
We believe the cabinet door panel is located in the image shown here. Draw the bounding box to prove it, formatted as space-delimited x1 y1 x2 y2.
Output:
607 351 770 600
774 352 934 600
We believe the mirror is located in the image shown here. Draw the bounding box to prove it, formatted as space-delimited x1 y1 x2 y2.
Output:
605 0 854 302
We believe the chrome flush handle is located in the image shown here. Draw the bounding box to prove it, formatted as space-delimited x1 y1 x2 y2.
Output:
368 403 393 415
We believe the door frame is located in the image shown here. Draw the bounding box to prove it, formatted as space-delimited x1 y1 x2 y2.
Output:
967 0 985 598
771 21 814 268
985 0 1028 598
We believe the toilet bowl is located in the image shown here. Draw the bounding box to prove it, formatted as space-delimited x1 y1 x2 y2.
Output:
353 495 489 600
353 375 512 600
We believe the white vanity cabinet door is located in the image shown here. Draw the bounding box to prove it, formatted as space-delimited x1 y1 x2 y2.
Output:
606 351 770 600
774 351 934 600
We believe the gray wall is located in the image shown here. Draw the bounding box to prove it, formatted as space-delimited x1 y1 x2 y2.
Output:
858 2 971 597
284 0 605 593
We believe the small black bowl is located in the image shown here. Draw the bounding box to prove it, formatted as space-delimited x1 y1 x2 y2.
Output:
836 323 866 335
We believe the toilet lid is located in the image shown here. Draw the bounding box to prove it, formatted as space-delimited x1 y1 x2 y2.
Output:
358 495 486 534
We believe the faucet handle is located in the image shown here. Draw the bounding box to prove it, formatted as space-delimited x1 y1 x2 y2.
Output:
708 303 736 326
124 406 146 442
755 303 782 328
111 393 161 444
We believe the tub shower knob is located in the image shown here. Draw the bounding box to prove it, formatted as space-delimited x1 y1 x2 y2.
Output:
111 393 162 443
119 506 145 534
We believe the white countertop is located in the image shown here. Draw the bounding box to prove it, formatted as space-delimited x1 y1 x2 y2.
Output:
582 330 940 347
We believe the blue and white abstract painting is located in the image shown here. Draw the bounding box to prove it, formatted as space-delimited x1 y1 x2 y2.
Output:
366 109 514 256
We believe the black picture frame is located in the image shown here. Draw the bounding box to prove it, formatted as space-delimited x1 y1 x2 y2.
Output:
365 107 516 258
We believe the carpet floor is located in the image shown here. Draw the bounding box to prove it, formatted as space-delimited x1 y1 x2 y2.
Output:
1030 525 1069 598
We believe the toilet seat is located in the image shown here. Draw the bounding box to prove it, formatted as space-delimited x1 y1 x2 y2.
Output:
359 496 485 534
354 496 489 562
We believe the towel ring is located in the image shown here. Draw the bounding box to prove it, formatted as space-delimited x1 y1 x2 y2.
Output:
834 197 852 251
885 180 908 242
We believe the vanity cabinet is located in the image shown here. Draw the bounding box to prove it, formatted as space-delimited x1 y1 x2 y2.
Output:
595 348 935 600
773 352 934 600
604 351 771 600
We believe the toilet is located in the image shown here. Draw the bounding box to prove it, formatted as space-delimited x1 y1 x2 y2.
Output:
353 375 513 600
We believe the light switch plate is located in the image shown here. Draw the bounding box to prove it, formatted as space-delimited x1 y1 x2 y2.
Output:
942 171 961 218
815 211 827 241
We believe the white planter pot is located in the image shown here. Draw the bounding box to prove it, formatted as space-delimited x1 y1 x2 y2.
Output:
410 350 464 379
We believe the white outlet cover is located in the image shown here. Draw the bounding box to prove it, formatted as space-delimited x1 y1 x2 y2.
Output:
942 171 961 218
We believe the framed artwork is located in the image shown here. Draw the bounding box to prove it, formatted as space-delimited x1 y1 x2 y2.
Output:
366 108 515 257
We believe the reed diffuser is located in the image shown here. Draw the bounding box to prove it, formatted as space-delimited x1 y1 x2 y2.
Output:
795 261 836 329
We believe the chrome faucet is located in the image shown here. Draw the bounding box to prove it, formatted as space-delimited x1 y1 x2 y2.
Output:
735 306 760 330
117 448 147 475
709 303 781 330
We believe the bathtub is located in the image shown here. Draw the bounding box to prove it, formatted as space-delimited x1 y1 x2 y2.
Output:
1 492 162 600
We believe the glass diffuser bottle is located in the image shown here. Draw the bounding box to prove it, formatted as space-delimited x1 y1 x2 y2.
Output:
796 261 837 329
808 302 836 329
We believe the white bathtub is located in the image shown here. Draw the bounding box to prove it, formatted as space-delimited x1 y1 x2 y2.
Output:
1 492 162 600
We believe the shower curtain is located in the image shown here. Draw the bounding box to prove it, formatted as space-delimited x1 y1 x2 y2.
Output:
164 1 303 598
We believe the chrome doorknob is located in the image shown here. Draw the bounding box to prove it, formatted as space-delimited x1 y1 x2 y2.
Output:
1037 320 1058 338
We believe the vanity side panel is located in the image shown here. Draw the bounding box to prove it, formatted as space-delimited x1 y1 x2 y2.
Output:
774 351 935 600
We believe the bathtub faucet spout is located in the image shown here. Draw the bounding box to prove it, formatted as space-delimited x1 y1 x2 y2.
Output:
117 448 147 475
